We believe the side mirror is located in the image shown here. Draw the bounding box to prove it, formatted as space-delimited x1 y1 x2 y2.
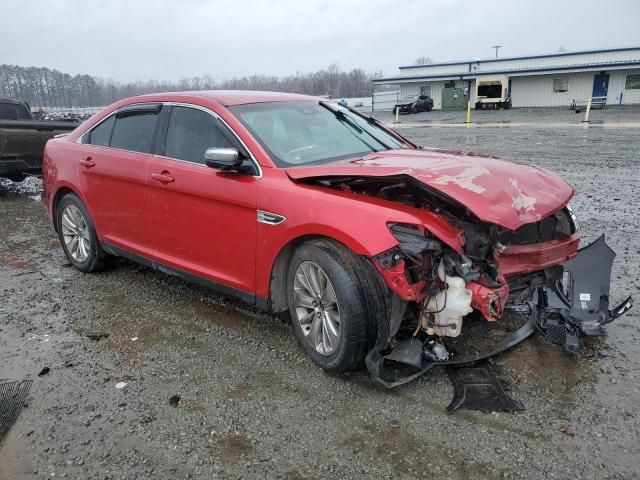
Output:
204 147 242 170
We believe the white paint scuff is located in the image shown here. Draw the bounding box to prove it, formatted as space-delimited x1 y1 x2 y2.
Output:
431 165 489 194
509 178 537 214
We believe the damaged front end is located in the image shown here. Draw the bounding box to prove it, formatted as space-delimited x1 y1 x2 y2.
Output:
366 205 632 388
293 173 633 387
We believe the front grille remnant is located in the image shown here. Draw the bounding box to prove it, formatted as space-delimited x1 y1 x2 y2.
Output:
0 380 33 444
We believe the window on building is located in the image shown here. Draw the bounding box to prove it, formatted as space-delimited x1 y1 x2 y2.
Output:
420 85 432 97
553 78 569 93
625 74 640 90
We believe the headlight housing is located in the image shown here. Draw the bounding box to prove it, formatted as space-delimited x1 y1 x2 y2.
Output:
565 204 580 233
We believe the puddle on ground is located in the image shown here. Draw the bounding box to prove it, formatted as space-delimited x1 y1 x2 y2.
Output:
499 335 598 419
340 423 503 479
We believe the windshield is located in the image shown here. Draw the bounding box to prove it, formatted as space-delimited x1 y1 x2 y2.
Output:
230 100 407 167
400 96 418 103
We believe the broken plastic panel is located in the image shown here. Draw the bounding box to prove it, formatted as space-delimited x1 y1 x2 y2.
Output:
543 235 633 351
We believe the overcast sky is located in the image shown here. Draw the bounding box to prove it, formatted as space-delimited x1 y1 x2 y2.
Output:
3 0 639 82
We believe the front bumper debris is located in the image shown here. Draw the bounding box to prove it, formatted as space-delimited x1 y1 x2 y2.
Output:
366 235 632 388
541 235 633 352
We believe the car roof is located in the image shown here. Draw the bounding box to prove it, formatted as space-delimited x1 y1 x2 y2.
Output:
129 90 319 107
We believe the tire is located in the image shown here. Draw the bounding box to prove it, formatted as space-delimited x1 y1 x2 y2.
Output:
286 240 380 372
56 193 106 273
411 105 418 114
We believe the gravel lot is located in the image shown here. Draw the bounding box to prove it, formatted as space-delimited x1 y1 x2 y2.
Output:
1 107 639 479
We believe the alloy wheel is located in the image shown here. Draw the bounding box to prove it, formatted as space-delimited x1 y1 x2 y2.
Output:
61 204 90 262
293 261 341 356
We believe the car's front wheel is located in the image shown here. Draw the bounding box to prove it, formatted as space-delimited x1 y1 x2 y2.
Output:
56 193 106 273
286 240 379 372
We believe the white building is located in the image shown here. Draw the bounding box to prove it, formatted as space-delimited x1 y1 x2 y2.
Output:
373 47 640 110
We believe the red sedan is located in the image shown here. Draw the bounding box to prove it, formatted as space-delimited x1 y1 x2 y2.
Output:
43 91 631 387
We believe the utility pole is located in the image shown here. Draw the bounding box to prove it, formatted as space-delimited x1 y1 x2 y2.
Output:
492 45 502 58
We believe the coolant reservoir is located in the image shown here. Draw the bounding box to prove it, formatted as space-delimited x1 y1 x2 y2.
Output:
421 262 473 337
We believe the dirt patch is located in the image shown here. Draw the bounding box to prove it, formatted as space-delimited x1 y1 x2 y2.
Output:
340 422 505 479
214 433 253 463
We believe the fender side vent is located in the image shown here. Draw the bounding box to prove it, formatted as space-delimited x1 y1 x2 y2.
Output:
257 210 286 225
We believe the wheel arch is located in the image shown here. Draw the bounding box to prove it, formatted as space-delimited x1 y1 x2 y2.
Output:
51 185 82 232
267 234 369 315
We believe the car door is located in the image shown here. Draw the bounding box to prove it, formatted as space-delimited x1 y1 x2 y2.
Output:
146 104 259 295
78 104 160 257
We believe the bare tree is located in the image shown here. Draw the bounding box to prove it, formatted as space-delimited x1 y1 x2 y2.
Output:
0 63 384 108
414 56 433 65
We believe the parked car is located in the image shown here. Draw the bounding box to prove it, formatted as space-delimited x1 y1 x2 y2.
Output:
393 95 433 114
43 91 631 387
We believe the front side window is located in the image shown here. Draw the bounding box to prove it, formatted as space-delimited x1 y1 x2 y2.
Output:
625 74 640 90
110 111 158 154
164 106 232 164
231 101 405 167
553 78 569 93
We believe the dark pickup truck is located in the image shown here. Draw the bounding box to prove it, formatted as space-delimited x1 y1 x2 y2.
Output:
0 98 78 179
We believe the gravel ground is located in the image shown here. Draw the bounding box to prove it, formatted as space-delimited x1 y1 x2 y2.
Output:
1 107 639 479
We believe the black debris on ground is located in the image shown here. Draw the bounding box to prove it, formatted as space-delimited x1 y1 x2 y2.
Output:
0 380 33 444
447 361 524 414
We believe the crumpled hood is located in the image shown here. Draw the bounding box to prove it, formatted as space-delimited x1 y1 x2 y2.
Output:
285 148 575 230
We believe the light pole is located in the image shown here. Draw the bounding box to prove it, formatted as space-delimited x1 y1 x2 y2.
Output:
492 45 502 58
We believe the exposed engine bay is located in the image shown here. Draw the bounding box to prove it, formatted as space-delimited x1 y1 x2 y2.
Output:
300 175 633 387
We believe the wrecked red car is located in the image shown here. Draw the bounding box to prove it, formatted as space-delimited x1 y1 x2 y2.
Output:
42 91 632 387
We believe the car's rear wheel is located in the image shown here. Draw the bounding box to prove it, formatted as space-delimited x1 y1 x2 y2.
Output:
286 240 380 372
56 193 106 273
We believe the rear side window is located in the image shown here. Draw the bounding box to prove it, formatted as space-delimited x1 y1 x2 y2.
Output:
110 111 158 154
164 106 232 164
87 115 115 146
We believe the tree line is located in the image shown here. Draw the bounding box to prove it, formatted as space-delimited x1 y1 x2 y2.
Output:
0 63 383 109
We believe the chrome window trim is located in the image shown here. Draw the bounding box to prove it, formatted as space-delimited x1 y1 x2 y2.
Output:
77 101 263 179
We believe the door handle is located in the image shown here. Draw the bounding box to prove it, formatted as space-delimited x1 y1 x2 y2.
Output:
79 157 95 168
151 172 175 183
